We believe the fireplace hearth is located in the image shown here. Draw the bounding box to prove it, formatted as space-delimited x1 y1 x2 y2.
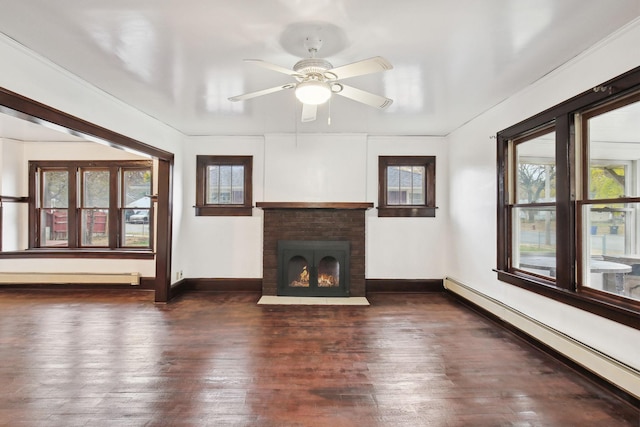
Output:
278 240 350 297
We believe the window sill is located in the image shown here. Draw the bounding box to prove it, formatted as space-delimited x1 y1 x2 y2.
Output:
496 269 640 330
0 249 154 260
377 206 437 217
195 206 253 216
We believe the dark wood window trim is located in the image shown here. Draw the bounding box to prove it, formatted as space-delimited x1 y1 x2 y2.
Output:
378 156 436 217
0 250 154 260
195 155 253 216
28 160 153 251
496 65 640 331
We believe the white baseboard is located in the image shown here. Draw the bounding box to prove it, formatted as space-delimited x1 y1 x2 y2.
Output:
444 276 639 399
0 272 140 285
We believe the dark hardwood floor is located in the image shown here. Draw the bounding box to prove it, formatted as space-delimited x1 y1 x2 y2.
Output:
0 290 636 426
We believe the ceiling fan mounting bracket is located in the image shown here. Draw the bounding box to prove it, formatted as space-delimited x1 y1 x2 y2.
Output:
304 36 323 56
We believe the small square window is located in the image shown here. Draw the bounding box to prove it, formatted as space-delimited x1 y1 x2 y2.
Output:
196 155 253 216
378 156 436 217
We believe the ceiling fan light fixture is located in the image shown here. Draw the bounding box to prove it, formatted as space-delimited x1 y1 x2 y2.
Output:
295 80 331 105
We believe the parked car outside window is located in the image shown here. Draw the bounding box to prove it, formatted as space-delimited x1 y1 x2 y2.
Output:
129 211 149 224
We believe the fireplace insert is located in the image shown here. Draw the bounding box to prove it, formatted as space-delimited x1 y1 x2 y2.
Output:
277 240 350 297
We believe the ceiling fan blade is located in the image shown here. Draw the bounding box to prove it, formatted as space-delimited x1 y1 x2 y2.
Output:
301 103 317 122
334 84 393 109
228 84 294 102
326 56 393 80
244 59 302 77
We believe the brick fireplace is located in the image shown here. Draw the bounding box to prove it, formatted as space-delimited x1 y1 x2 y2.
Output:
257 202 372 297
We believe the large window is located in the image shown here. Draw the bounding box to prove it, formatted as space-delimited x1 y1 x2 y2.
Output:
195 155 253 216
378 156 436 217
497 66 640 329
30 160 153 249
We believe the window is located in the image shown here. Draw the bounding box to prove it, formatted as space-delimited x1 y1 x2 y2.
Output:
378 156 436 217
195 155 253 216
496 65 640 329
29 160 153 250
511 127 557 279
580 94 640 304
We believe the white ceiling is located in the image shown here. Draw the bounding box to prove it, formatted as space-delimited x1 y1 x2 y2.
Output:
0 109 87 143
1 0 639 139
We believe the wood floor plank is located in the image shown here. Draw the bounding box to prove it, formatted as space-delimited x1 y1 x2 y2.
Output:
0 290 636 426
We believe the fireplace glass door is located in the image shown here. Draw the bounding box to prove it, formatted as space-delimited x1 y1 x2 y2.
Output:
278 241 349 297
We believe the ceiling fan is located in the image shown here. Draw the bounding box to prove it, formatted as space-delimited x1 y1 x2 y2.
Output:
228 37 393 123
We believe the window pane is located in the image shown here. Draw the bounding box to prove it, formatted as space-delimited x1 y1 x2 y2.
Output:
231 165 244 204
219 165 232 204
515 132 556 203
589 163 627 199
123 169 151 207
206 164 244 205
83 170 110 207
387 165 425 205
41 209 68 247
41 170 69 247
122 209 150 247
587 100 640 199
206 165 220 204
81 208 108 247
387 166 400 204
513 206 557 278
42 170 68 208
582 203 640 302
409 166 425 204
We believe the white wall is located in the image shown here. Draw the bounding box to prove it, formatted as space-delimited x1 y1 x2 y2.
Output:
180 136 265 279
179 133 448 281
0 138 26 251
366 136 449 279
446 19 640 375
264 134 368 202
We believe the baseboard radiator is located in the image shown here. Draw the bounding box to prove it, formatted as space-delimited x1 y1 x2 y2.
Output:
444 277 640 400
0 272 140 286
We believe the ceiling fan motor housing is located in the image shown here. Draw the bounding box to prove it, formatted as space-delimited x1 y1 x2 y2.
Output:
293 58 334 79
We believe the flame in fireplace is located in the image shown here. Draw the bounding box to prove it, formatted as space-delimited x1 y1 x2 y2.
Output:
318 273 338 287
289 266 339 288
290 266 310 287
